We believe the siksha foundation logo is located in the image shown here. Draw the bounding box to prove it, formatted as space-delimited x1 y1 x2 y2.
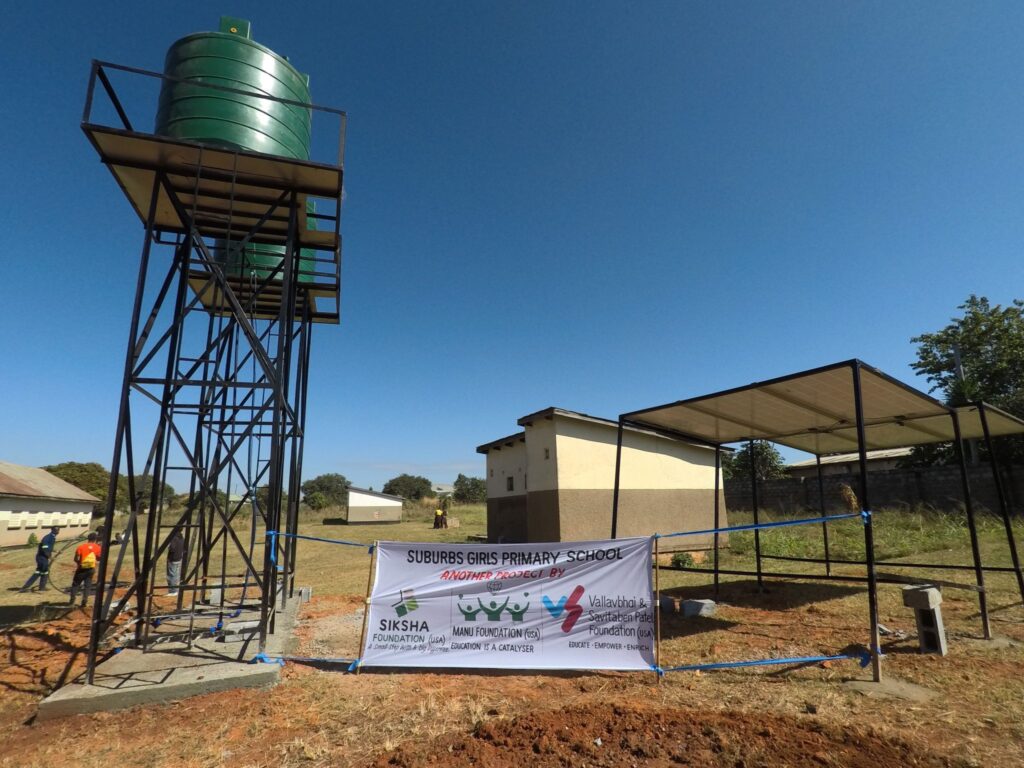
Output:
542 585 584 632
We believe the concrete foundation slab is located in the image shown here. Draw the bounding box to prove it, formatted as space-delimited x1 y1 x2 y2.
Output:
37 592 304 720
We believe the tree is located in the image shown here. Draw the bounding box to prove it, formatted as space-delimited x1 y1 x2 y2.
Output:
382 474 434 501
452 473 487 503
909 295 1024 464
43 461 126 514
301 473 349 508
134 475 176 505
721 442 786 482
304 491 329 511
255 486 288 516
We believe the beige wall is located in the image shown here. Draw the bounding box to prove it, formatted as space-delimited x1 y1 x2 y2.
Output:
486 439 527 498
346 505 402 524
523 419 558 492
484 412 727 547
0 498 93 548
554 416 720 490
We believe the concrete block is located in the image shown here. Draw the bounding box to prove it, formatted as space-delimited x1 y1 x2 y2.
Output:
298 586 312 603
681 599 716 618
219 620 260 644
902 585 942 610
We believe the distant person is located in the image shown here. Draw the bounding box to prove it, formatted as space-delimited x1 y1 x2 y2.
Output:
167 530 185 597
69 532 102 608
440 496 451 528
19 526 59 593
433 508 445 529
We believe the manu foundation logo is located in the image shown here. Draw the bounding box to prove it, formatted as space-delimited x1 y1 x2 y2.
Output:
542 584 584 632
457 592 530 622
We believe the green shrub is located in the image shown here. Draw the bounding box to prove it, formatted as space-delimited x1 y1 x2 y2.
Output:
671 551 695 568
27 532 38 547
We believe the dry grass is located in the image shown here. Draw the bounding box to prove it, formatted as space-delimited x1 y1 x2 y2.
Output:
2 504 1024 767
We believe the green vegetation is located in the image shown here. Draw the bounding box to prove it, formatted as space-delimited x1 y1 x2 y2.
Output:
721 442 786 481
382 473 434 501
909 294 1024 465
670 551 695 568
301 473 350 509
719 506 1021 564
453 473 486 503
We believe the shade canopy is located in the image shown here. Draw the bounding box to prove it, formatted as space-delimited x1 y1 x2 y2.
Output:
621 360 1024 455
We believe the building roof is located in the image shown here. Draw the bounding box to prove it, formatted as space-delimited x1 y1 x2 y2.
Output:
0 461 100 503
787 447 913 469
347 486 404 503
514 407 722 452
621 360 1024 455
476 432 527 454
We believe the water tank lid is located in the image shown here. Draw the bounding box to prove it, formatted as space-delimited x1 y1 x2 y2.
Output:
218 15 252 39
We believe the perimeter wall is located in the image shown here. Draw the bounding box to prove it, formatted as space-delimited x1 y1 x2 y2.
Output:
725 464 1024 514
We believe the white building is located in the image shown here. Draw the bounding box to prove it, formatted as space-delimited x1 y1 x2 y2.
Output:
345 487 403 524
0 461 97 547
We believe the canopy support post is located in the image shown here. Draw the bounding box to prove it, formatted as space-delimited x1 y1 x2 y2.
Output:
978 402 1024 606
611 419 624 539
951 409 991 639
713 446 722 597
852 361 882 682
816 455 831 576
749 440 763 590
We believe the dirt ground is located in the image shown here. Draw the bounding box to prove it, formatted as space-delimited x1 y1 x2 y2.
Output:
3 512 1024 767
3 580 1023 768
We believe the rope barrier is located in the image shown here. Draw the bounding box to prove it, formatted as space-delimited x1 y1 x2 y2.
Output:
656 511 865 540
660 650 871 674
266 530 374 554
250 652 359 669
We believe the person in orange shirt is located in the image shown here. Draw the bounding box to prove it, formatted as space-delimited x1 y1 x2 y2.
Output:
69 531 102 608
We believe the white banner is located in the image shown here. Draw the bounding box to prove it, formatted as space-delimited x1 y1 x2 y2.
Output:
360 537 655 671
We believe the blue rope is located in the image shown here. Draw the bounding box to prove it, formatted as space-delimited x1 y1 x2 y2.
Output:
250 652 358 669
661 651 870 674
268 530 375 554
657 511 862 540
250 652 285 667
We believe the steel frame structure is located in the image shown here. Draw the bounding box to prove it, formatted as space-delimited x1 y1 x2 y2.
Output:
80 61 346 682
611 359 1024 682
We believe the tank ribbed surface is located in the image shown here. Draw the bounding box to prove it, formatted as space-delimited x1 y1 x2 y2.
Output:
154 18 317 282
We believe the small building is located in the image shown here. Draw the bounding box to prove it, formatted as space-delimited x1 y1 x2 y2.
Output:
345 487 403 524
786 448 913 480
476 408 726 548
0 461 97 547
432 483 454 498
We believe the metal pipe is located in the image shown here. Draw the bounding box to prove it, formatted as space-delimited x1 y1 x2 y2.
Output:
611 420 624 539
749 441 763 590
951 409 991 639
816 454 831 576
978 402 1024 605
851 361 881 682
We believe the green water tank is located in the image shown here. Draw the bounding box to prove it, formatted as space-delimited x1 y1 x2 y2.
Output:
155 16 317 283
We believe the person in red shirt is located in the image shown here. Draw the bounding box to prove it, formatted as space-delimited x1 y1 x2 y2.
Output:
69 532 102 608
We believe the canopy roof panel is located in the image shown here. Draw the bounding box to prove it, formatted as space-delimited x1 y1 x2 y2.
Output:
621 360 1024 455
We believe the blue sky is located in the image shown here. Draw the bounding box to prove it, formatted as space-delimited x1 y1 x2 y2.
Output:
2 2 1023 489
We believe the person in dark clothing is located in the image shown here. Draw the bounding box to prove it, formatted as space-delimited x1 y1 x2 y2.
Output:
166 530 185 597
69 532 102 607
19 526 59 592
